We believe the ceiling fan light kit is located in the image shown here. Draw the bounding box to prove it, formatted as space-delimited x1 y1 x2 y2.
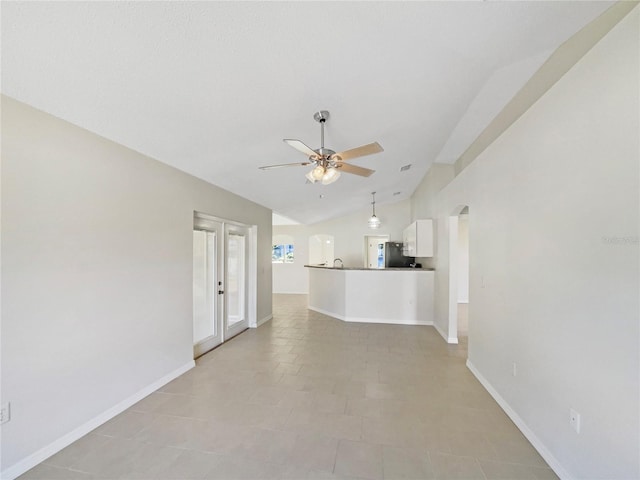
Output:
259 110 383 185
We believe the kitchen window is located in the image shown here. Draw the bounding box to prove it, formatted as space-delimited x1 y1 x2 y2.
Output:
272 244 294 263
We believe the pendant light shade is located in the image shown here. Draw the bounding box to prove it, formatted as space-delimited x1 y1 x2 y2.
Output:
305 170 317 183
311 165 325 181
368 192 381 229
321 167 341 185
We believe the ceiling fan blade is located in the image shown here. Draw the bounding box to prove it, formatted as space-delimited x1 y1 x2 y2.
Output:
332 142 383 161
337 163 375 177
283 139 319 158
259 162 311 170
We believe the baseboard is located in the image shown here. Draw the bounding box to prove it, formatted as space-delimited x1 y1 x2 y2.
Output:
308 305 432 326
434 320 448 341
256 314 273 327
273 291 308 295
308 305 347 321
344 316 433 326
434 321 458 344
0 361 195 480
465 359 572 480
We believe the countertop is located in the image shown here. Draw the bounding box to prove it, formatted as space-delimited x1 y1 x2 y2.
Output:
304 265 434 271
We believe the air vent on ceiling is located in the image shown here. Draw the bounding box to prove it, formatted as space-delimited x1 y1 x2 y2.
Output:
400 164 412 172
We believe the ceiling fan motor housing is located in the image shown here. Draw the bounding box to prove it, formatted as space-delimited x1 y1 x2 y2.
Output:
311 150 342 172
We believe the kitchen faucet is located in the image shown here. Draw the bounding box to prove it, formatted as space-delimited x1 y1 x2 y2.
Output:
333 258 344 268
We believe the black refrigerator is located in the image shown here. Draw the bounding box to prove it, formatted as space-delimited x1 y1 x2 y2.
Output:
384 242 414 268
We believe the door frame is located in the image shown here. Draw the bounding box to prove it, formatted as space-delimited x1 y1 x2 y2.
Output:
363 235 389 268
447 205 469 345
193 212 257 357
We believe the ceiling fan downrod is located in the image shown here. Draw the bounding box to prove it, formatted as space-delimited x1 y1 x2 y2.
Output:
313 110 330 152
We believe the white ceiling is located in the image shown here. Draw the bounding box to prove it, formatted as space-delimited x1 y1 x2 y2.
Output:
1 1 612 224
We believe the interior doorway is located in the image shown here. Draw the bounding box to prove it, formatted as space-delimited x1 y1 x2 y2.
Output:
457 209 469 337
364 235 389 269
193 214 251 358
447 205 470 344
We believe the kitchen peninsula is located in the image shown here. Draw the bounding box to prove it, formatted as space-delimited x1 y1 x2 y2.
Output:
305 265 434 325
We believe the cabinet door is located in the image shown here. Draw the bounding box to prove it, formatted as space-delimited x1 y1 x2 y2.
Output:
402 226 409 255
403 222 416 256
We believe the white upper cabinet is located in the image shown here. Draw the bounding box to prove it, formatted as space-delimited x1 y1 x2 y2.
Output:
403 220 433 257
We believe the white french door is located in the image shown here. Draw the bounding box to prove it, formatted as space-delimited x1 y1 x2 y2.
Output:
193 220 223 358
224 224 249 339
193 216 250 358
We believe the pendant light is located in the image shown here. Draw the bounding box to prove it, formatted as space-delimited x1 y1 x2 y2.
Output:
368 191 381 229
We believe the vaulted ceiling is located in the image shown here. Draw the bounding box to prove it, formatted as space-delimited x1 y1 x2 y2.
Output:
1 1 612 224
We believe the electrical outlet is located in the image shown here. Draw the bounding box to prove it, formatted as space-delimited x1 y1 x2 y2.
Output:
0 403 10 425
569 408 581 433
512 362 517 377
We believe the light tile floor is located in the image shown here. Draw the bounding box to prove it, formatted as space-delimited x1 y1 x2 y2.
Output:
20 294 557 480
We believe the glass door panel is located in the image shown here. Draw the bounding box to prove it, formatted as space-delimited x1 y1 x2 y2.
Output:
226 233 245 326
193 230 214 342
193 220 223 357
225 225 249 337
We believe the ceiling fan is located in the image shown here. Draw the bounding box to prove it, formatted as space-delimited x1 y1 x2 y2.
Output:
259 111 383 185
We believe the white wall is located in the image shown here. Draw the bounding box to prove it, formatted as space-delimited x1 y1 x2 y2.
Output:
308 234 335 266
410 163 456 222
0 97 273 475
272 233 306 294
412 9 639 478
410 164 456 270
272 199 411 294
271 228 310 294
